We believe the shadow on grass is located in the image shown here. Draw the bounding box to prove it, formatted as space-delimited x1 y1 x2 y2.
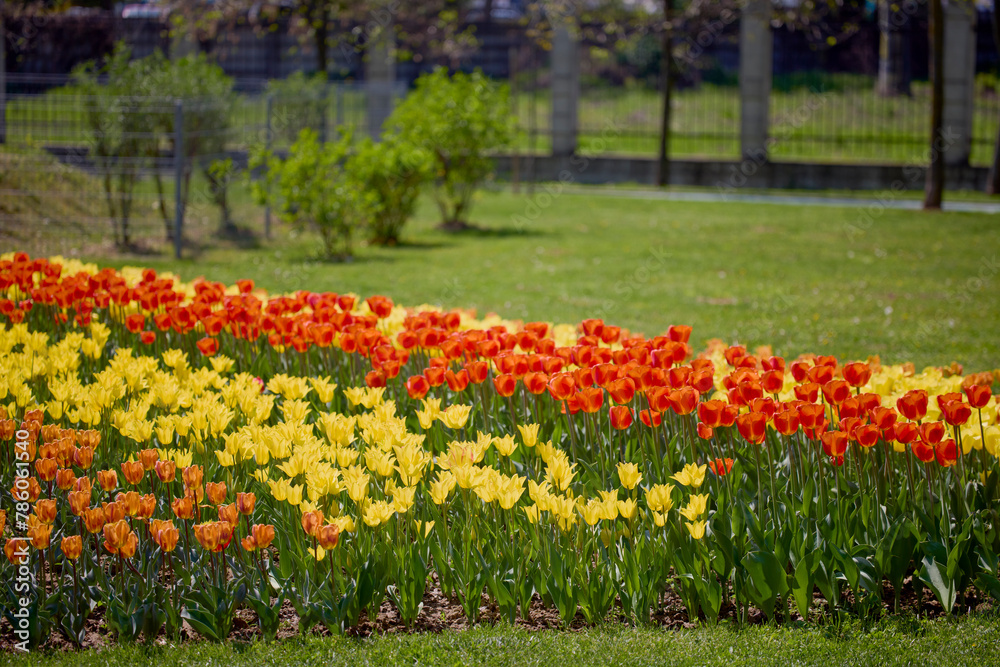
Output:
436 221 547 238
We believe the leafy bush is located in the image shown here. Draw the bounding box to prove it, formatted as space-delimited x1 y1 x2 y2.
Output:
384 68 512 228
348 137 432 246
71 44 159 248
251 128 375 260
70 44 236 246
265 72 331 146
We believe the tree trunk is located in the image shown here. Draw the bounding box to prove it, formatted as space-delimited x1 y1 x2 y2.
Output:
313 0 329 76
924 0 945 210
0 4 6 145
656 0 673 187
877 0 912 97
988 0 1000 194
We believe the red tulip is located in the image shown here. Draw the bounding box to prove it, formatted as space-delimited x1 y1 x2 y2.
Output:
821 430 848 457
736 412 767 445
897 390 928 421
964 383 992 409
609 406 633 430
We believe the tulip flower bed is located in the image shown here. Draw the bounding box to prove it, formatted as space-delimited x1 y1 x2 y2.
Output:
0 251 998 651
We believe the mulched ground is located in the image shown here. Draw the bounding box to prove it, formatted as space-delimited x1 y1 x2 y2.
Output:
0 574 993 652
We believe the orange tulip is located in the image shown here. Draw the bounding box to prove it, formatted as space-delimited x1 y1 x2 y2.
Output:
890 421 919 445
736 412 767 445
301 510 324 537
171 496 195 520
546 373 576 402
523 372 549 395
697 400 726 429
236 492 256 516
870 406 898 431
139 449 159 471
35 499 57 524
182 465 203 489
29 523 52 550
196 336 219 356
121 461 144 486
102 501 125 523
55 467 77 491
194 521 233 552
842 362 872 388
74 446 94 470
150 520 180 552
761 370 784 395
821 430 849 458
708 458 735 476
641 409 664 428
61 535 83 560
11 477 41 503
116 491 141 517
578 387 604 414
218 503 239 527
97 469 118 492
206 481 227 505
609 405 634 430
125 313 145 334
82 508 106 534
606 378 636 405
854 424 880 448
919 421 946 445
406 375 430 400
243 523 276 551
316 524 340 550
821 380 851 407
6 538 29 564
137 493 156 519
35 457 58 482
155 460 176 483
773 410 800 437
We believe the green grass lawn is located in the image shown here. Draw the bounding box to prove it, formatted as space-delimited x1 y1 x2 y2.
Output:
13 616 1000 666
15 186 999 374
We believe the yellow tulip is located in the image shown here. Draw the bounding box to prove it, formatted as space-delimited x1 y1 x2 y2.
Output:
671 463 708 489
616 462 643 490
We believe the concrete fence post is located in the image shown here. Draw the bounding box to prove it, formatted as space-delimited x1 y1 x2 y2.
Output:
173 100 184 260
366 19 395 140
550 24 579 158
739 0 772 161
942 0 977 167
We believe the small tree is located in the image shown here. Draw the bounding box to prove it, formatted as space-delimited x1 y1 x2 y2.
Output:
152 54 237 237
251 128 375 260
348 136 432 245
265 72 331 146
384 68 511 229
71 44 159 249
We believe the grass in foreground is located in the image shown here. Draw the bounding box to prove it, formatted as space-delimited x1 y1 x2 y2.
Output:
12 615 1000 667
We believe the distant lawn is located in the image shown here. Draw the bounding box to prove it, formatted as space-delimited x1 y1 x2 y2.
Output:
13 186 998 374
15 615 1000 667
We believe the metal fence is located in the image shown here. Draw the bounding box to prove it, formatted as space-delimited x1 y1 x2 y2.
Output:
0 82 377 255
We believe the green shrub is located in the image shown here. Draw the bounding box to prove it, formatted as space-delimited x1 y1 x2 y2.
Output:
348 137 432 245
265 72 330 146
384 68 512 228
251 128 375 260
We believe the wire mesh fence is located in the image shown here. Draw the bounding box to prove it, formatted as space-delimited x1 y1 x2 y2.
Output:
0 81 382 254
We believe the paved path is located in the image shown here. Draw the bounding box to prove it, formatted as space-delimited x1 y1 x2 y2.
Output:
561 188 1000 214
